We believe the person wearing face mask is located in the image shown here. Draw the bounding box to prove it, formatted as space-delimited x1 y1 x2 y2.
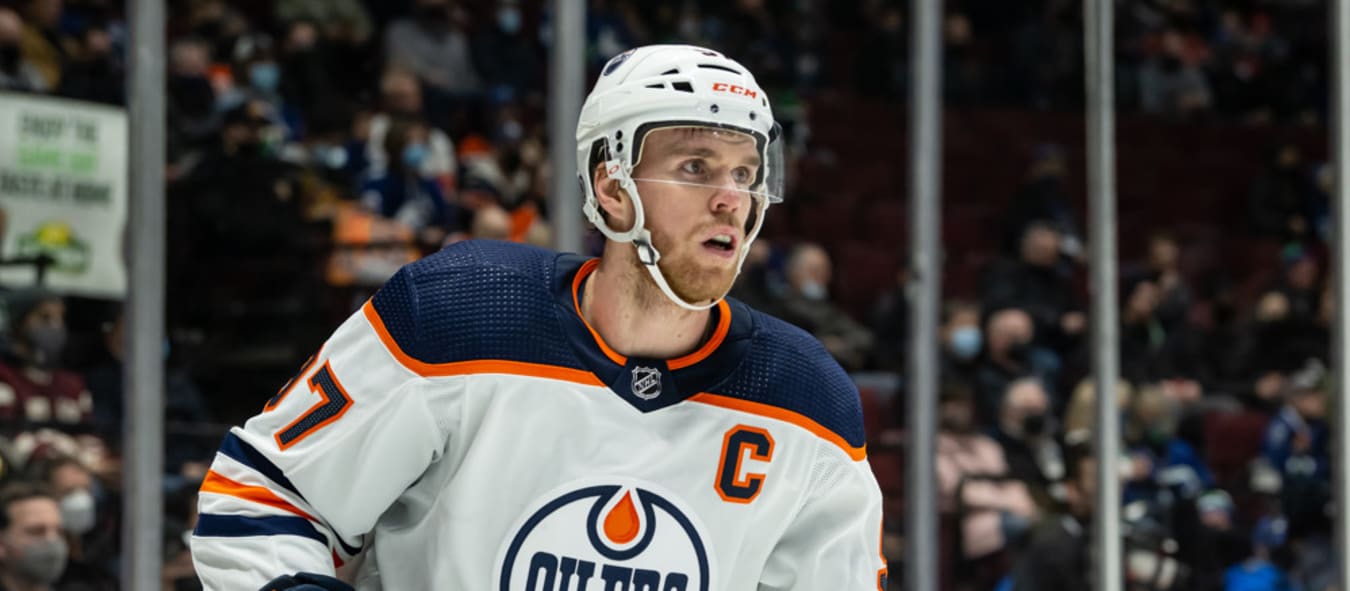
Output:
776 243 875 371
990 378 1065 508
939 300 983 377
1121 384 1213 505
470 0 539 99
0 482 68 591
972 307 1059 425
0 289 92 432
359 117 457 248
29 456 114 590
364 68 458 193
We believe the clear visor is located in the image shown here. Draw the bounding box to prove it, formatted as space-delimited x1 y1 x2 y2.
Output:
629 124 785 204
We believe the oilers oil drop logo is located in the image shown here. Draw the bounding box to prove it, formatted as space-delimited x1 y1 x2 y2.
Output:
496 480 712 590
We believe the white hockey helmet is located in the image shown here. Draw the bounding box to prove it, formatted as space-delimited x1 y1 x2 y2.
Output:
576 44 784 310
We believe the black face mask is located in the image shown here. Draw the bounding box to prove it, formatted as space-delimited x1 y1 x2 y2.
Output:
0 44 20 74
1022 413 1048 437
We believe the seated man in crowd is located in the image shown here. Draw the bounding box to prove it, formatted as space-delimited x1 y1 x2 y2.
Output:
775 243 875 371
0 481 67 591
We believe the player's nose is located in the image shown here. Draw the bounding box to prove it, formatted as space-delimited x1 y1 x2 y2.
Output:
708 177 742 213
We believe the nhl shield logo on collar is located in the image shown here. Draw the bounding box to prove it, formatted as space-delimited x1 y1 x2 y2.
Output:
631 366 662 400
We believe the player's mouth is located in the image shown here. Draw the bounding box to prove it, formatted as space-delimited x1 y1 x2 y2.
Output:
701 232 739 259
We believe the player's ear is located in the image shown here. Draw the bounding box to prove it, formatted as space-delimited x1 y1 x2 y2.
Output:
593 162 635 232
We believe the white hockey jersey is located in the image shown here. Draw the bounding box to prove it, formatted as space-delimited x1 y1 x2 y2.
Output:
191 240 888 590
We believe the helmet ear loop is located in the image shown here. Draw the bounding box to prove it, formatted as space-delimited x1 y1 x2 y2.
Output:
605 159 659 265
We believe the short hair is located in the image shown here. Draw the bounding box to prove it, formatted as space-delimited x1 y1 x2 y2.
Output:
0 482 56 531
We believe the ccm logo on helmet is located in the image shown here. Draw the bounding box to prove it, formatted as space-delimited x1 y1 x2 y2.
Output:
711 82 758 100
496 483 711 591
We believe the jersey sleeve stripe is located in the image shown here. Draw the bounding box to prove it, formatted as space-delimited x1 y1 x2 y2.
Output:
200 470 318 522
361 299 605 386
689 392 868 461
218 432 306 502
194 513 328 546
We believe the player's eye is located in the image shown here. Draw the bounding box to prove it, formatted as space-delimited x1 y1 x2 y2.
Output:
680 160 707 177
731 167 754 185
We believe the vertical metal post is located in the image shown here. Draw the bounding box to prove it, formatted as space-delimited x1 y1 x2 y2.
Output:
550 0 585 254
123 0 165 588
905 0 943 587
1331 0 1350 587
1085 0 1121 589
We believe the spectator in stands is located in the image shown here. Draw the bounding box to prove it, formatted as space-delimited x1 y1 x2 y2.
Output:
939 300 982 380
166 38 217 156
1182 490 1252 591
360 116 456 247
1143 231 1193 331
16 0 64 92
1138 28 1213 117
1247 143 1315 243
31 456 114 590
1122 384 1214 505
1119 272 1200 383
172 99 308 261
1225 516 1297 591
972 308 1058 423
1009 442 1094 591
0 482 66 591
935 383 1037 562
0 8 44 92
982 222 1085 354
383 0 482 97
989 377 1064 508
1263 359 1329 512
276 20 339 129
776 243 874 371
366 68 458 192
471 0 540 100
1270 244 1322 325
83 308 212 490
0 289 91 432
56 21 120 105
1001 144 1084 262
275 0 372 47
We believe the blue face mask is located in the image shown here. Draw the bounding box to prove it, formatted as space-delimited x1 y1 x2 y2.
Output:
799 281 827 302
249 62 280 93
402 143 429 170
497 8 522 34
949 326 982 360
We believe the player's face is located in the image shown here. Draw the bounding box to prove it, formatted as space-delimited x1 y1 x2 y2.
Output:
632 127 761 303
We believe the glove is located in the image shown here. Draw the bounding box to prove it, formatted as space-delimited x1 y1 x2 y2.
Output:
259 573 355 591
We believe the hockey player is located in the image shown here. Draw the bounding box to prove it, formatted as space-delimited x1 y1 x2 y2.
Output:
191 45 887 590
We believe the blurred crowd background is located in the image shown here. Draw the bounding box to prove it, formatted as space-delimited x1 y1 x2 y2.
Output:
0 0 1339 589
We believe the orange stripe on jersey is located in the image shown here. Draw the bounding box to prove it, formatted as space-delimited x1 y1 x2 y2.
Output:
689 393 867 461
362 301 605 387
570 258 627 365
569 258 735 370
668 299 731 370
200 470 318 522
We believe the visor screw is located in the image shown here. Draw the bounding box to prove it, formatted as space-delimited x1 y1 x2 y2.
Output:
710 104 720 114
